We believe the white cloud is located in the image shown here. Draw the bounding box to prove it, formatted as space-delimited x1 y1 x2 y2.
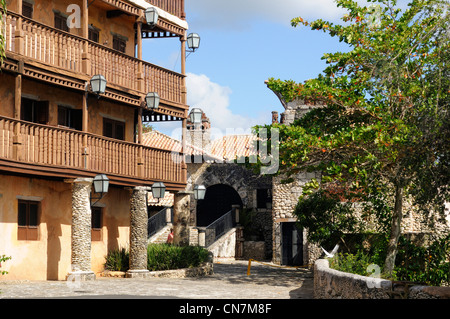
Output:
187 0 347 29
186 73 266 135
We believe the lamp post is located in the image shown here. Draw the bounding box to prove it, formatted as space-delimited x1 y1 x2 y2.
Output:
145 7 159 27
90 173 109 206
145 92 160 110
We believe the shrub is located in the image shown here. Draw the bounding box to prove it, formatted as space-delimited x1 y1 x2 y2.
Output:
394 235 450 286
329 234 450 286
104 244 210 272
147 244 209 271
329 251 374 277
104 247 129 272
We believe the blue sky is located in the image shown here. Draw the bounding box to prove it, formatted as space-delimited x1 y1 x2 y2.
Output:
142 0 360 138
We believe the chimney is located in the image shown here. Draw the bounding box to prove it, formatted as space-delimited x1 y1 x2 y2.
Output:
271 111 279 124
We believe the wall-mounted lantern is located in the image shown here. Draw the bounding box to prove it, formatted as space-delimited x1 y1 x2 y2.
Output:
145 7 159 27
146 92 160 110
91 173 109 206
193 184 206 200
90 74 107 96
187 33 200 52
189 108 203 124
151 181 166 199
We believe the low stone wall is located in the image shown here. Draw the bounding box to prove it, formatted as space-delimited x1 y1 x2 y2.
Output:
146 262 213 278
314 259 450 299
100 262 213 279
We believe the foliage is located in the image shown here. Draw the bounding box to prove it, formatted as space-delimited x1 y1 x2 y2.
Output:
146 244 209 271
294 189 359 245
0 255 11 275
104 247 129 272
329 234 450 286
329 251 375 277
394 234 450 286
104 244 210 272
250 0 449 275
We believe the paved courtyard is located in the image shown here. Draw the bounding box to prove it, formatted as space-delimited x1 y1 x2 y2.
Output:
0 260 313 299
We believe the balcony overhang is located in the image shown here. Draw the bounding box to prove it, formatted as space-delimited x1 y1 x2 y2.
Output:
2 53 188 120
97 0 187 37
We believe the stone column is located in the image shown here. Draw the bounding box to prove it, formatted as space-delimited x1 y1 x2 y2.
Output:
197 227 206 247
173 192 191 246
127 186 150 278
68 178 95 280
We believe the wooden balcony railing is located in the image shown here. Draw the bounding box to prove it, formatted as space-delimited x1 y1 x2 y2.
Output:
0 116 185 185
148 0 185 19
3 12 185 106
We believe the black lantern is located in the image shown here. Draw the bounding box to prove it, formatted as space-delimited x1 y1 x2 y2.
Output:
146 92 160 110
90 74 107 95
189 108 203 124
145 7 159 26
193 185 206 200
152 182 166 199
187 33 200 52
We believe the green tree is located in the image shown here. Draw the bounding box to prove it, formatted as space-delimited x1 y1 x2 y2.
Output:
252 0 449 276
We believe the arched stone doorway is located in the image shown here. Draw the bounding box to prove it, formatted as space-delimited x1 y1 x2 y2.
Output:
196 184 243 227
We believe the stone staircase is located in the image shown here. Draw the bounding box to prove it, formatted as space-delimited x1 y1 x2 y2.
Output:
148 224 172 244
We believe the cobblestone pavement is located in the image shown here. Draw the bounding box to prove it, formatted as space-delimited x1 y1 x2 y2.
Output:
0 260 313 299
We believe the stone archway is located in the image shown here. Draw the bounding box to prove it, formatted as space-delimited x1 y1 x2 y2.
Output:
196 184 243 227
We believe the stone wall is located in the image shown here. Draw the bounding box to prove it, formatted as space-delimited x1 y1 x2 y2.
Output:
314 259 450 299
272 172 321 265
187 162 273 258
242 241 266 261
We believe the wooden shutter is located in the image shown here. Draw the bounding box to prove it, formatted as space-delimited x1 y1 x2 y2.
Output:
22 2 33 18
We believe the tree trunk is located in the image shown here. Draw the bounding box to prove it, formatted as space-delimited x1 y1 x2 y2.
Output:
384 183 403 276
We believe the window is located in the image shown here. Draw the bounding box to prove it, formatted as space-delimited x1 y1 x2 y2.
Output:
91 207 102 241
257 188 272 209
58 106 82 130
21 98 49 125
18 200 39 240
54 12 69 32
103 118 125 140
88 26 99 43
22 2 33 19
112 35 126 53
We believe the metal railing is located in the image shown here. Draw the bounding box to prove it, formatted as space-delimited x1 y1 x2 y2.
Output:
147 207 171 238
204 210 234 247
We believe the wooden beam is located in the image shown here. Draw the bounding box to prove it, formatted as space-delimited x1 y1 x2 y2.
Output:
82 0 90 74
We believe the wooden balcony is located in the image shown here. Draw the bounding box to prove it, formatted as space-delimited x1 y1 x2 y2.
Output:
0 116 186 189
148 0 185 20
2 11 187 116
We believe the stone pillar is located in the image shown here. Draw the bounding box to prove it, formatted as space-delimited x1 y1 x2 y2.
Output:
127 186 150 278
68 178 95 280
197 227 206 247
173 192 191 246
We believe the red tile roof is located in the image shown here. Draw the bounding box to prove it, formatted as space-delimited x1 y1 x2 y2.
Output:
142 131 258 162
